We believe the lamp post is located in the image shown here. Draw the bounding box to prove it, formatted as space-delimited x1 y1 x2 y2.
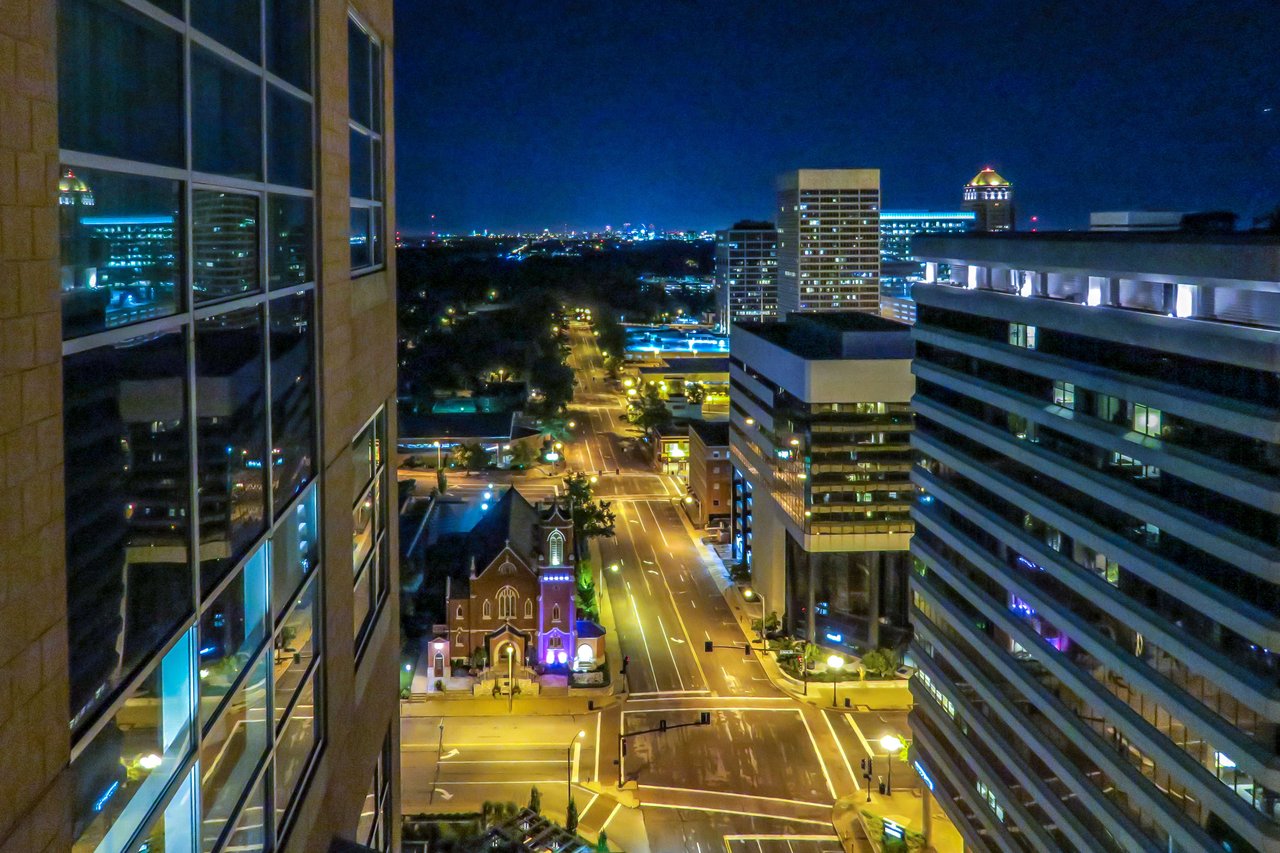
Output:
828 655 844 708
505 645 515 713
566 729 585 810
743 588 767 647
434 440 442 470
881 734 903 795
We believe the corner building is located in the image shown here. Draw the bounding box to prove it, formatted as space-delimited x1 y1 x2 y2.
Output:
0 0 399 851
729 313 914 657
907 231 1280 853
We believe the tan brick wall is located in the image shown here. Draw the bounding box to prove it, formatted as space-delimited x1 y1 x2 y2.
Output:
0 1 71 852
284 0 401 849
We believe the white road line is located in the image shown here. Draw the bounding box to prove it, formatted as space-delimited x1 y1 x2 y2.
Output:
822 711 858 791
654 612 687 691
628 583 660 685
636 785 832 809
599 802 623 832
594 711 601 784
577 791 601 822
845 714 874 759
640 801 832 825
642 502 710 690
798 711 838 800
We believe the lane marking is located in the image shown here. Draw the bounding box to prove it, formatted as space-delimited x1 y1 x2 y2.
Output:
628 581 660 685
594 710 602 784
599 802 623 832
845 714 874 759
654 612 687 691
822 711 858 791
639 801 832 825
798 711 838 800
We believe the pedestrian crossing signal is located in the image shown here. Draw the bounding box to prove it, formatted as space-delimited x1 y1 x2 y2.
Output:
699 712 711 725
704 640 714 653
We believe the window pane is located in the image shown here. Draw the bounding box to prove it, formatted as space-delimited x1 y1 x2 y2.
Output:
353 480 377 574
267 0 311 91
370 41 383 132
274 577 318 727
275 668 319 830
58 0 183 166
192 0 260 63
349 129 372 199
357 769 378 846
353 558 373 642
193 47 263 180
196 307 268 596
371 208 383 267
267 194 313 288
225 771 268 851
200 652 269 851
59 166 182 338
371 137 384 201
198 545 268 726
270 292 315 508
347 17 371 127
271 487 317 619
350 207 371 269
351 419 376 505
64 331 192 733
132 763 198 853
71 631 195 853
268 86 313 189
193 190 260 303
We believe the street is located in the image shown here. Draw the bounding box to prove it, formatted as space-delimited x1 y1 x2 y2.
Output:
398 321 899 851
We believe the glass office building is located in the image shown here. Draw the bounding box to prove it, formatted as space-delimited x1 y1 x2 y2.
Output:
908 231 1280 853
0 1 399 851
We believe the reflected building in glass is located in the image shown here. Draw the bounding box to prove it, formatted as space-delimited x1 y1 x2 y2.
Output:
0 1 399 851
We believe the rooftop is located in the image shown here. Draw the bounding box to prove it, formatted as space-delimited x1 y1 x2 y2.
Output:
689 419 730 447
733 313 913 361
398 411 522 441
966 167 1011 187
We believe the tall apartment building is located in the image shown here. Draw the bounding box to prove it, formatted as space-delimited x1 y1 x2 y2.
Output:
0 1 399 851
776 169 881 316
879 210 976 324
907 230 1280 853
961 168 1015 232
729 314 914 656
715 221 778 327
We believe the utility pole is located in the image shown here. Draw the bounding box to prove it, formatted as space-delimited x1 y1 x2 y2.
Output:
617 712 712 789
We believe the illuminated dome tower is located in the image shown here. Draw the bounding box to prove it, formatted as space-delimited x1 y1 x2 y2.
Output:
59 167 96 291
962 167 1014 231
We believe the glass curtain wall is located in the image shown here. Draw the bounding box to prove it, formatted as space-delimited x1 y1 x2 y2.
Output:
59 0 324 849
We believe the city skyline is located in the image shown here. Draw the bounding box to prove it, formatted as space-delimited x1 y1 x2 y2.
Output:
394 0 1279 234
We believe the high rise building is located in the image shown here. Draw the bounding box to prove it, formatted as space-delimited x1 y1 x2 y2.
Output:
962 168 1015 232
878 210 976 324
776 169 881 315
0 2 399 851
729 313 915 656
715 221 778 326
907 230 1280 853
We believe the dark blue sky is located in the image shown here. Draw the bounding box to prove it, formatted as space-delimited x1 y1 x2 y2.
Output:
393 0 1279 234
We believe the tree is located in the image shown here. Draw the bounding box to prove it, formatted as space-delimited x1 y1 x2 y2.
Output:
576 563 598 621
454 442 492 470
507 442 537 470
629 384 671 432
528 786 541 814
470 647 489 669
595 830 609 852
861 647 899 678
436 468 448 494
684 381 705 404
565 797 578 833
563 472 616 540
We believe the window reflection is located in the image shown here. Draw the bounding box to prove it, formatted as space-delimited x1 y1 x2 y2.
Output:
191 0 260 63
275 668 319 831
268 194 314 289
64 330 192 732
274 577 318 728
270 292 315 508
272 488 317 619
59 166 181 338
198 546 268 726
224 771 268 852
200 652 269 851
196 308 268 596
266 0 312 92
132 763 198 853
269 86 313 190
71 631 195 853
193 190 260 304
57 0 183 167
193 47 262 180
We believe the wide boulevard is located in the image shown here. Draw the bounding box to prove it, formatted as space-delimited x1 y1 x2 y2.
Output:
399 322 913 852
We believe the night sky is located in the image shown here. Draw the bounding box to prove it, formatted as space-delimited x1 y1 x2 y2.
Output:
393 0 1279 235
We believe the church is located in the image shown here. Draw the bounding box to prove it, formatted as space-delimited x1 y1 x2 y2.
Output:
440 488 604 672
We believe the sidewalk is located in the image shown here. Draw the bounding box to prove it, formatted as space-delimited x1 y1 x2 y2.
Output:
833 789 965 853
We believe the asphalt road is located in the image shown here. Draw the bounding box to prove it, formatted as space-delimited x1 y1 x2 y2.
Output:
398 321 884 851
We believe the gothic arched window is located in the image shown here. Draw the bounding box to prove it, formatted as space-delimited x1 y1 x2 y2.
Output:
548 529 565 566
497 586 517 620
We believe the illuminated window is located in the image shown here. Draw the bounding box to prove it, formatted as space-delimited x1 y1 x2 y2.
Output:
1133 403 1162 437
1052 381 1075 409
1008 323 1037 349
548 529 565 566
552 604 561 623
497 587 517 620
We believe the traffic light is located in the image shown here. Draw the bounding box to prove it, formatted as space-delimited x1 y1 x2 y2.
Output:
699 711 711 725
743 643 751 655
621 655 630 674
704 640 714 653
659 719 667 732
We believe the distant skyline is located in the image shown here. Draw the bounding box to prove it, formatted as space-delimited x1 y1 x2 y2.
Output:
393 0 1279 235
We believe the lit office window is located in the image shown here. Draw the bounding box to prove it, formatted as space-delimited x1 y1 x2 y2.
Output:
198 546 269 726
1052 380 1075 409
270 292 316 508
352 411 389 649
1133 403 1163 438
1008 322 1037 349
272 487 318 619
349 13 385 271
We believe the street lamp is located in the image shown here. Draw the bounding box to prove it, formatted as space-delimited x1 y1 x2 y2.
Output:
828 655 845 708
743 588 767 647
566 729 586 809
881 734 903 794
433 440 443 470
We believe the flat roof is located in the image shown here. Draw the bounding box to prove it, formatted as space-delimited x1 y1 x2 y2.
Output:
638 356 731 374
734 313 912 360
689 419 730 447
397 411 516 440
